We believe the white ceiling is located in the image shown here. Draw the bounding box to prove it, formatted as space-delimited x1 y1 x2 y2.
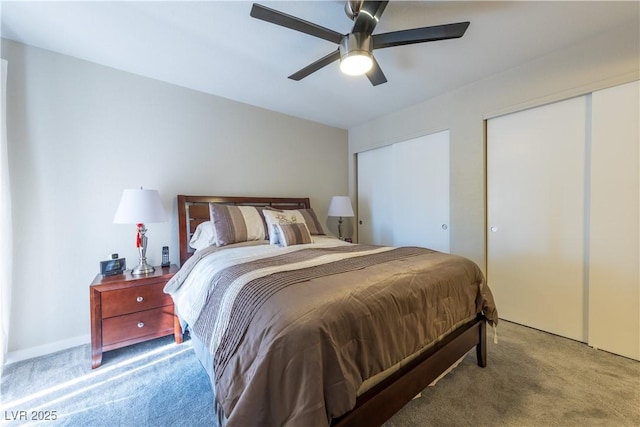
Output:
1 1 638 129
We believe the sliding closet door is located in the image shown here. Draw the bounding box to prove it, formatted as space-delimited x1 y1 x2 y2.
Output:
487 96 587 341
588 81 639 360
357 130 450 252
357 145 394 246
392 131 449 252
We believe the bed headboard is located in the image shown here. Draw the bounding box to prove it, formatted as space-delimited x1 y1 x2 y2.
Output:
177 195 311 266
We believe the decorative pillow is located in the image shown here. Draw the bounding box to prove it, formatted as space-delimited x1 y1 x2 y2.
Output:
189 221 217 251
209 203 266 246
262 209 306 246
262 208 325 244
274 223 313 247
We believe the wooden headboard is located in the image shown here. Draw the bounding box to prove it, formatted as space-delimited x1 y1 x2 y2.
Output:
177 195 311 265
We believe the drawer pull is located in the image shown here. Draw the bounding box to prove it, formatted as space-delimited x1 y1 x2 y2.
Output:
137 322 145 328
136 296 144 303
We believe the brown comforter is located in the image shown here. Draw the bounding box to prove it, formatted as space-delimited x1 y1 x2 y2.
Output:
166 243 498 426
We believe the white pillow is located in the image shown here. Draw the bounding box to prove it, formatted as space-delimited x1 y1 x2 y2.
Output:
189 221 217 251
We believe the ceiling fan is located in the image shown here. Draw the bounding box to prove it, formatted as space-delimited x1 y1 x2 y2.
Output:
250 0 470 86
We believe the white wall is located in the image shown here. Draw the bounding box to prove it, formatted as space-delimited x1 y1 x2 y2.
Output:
1 39 348 360
349 20 640 272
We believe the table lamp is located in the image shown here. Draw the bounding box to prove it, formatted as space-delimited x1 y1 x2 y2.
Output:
328 196 354 240
113 188 167 275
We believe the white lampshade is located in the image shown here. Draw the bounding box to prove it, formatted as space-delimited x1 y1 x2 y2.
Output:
328 196 354 217
113 188 167 224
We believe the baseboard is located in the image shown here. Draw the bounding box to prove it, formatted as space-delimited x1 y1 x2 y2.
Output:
5 334 91 365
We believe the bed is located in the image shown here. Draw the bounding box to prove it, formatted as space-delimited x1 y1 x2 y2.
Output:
165 195 498 427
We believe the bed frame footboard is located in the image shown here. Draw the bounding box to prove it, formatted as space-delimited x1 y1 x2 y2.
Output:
331 315 487 427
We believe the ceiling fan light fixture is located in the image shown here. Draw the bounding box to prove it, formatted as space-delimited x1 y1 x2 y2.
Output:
340 52 373 76
339 33 373 76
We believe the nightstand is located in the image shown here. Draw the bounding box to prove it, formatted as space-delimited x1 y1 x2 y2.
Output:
89 264 181 369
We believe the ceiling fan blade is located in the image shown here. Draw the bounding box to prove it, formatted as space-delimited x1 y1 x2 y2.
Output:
366 55 387 86
373 22 470 50
250 3 343 45
289 49 341 81
352 1 389 35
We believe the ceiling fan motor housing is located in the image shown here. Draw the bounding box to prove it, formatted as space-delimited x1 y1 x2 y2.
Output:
340 33 373 58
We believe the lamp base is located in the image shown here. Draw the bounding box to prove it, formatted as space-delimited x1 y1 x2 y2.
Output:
131 223 154 275
131 260 155 276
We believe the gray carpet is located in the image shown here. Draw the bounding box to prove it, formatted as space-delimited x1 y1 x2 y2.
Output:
384 321 639 427
1 335 214 426
1 321 638 426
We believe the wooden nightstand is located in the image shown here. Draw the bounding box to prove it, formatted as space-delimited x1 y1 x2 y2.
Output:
90 264 181 369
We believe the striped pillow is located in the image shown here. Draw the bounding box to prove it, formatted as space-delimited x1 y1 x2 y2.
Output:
294 208 325 236
275 223 313 247
209 203 266 246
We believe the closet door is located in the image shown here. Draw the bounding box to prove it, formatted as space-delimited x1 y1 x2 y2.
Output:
357 145 394 246
589 81 639 360
392 131 449 252
487 96 587 342
357 130 450 252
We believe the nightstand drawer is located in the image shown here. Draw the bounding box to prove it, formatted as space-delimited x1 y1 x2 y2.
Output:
101 282 172 318
102 306 175 346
